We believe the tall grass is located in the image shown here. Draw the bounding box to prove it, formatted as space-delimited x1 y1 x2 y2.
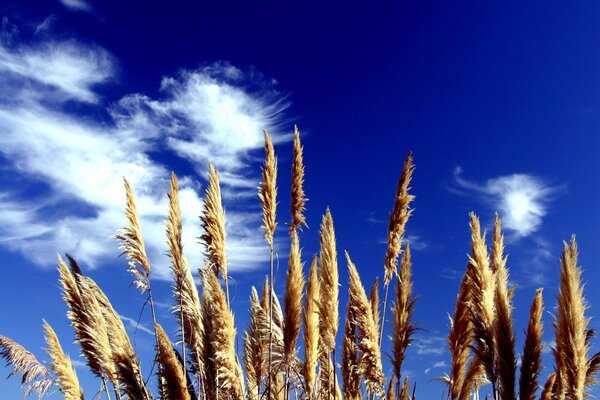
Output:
1 126 599 400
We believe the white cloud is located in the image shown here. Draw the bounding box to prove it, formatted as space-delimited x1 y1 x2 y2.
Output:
0 40 113 103
59 0 92 12
413 336 446 356
0 34 288 278
119 315 155 336
453 167 559 237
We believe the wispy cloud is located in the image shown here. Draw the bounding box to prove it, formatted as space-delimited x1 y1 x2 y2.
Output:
59 0 92 13
452 167 560 238
424 360 448 374
413 335 446 356
0 27 288 278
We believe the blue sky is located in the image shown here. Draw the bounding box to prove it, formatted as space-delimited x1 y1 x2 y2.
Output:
1 0 600 398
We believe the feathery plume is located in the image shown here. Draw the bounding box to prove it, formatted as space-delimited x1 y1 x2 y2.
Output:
341 301 360 400
201 268 244 398
399 377 410 400
370 278 380 344
553 237 595 400
85 277 150 399
115 178 151 293
0 335 54 399
284 230 305 362
245 287 267 400
155 323 191 400
391 243 417 384
492 215 516 400
346 251 385 396
466 213 496 393
303 256 320 397
166 172 205 375
319 208 339 352
200 163 228 279
519 289 544 400
540 373 556 400
259 130 278 247
383 152 415 286
43 321 83 400
446 267 474 399
290 125 307 232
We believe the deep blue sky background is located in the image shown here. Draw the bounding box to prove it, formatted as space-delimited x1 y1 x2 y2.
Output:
1 1 600 398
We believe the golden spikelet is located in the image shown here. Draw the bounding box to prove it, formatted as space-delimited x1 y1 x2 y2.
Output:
201 268 243 398
391 243 417 383
341 301 360 400
370 277 380 344
446 267 474 400
200 163 228 279
383 152 415 285
553 237 593 400
259 130 278 247
115 178 151 293
244 287 267 400
43 321 83 400
399 377 410 400
346 251 385 396
261 276 271 316
540 373 556 400
303 255 320 397
290 125 307 232
85 277 150 399
387 376 396 400
58 255 114 386
0 335 54 398
492 215 516 400
283 229 305 363
155 323 191 400
318 208 339 351
519 289 544 400
466 212 496 392
166 172 205 375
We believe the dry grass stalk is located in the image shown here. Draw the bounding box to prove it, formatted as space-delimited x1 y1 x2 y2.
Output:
446 268 474 400
519 289 544 400
116 178 152 294
57 255 105 380
291 125 307 232
201 267 244 398
319 208 339 352
0 335 54 398
553 237 597 400
370 277 380 345
387 376 396 400
245 287 267 400
383 151 415 286
491 215 516 400
346 251 385 396
391 243 417 385
155 323 191 400
200 163 228 281
283 229 305 363
303 256 320 397
167 172 205 377
341 302 360 400
259 130 278 247
399 377 410 400
85 277 150 399
540 373 556 400
43 321 83 400
465 213 496 395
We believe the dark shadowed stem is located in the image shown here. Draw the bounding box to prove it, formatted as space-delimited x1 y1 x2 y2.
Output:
268 244 274 400
332 349 337 400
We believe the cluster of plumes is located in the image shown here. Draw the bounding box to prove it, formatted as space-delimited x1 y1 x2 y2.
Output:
4 129 600 400
444 213 600 400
